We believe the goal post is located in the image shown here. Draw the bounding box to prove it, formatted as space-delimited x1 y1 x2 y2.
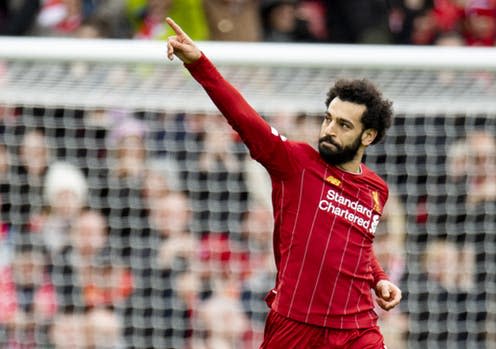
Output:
1 37 496 114
1 38 495 348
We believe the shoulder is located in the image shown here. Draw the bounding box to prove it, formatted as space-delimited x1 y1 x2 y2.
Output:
290 141 319 158
361 164 389 193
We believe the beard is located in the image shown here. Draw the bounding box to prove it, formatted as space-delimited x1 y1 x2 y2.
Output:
318 133 362 166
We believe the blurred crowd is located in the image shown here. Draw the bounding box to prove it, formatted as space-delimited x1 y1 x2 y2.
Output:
1 104 493 348
0 0 495 46
0 109 354 348
0 109 267 348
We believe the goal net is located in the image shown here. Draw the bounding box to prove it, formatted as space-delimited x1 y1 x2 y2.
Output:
1 38 496 349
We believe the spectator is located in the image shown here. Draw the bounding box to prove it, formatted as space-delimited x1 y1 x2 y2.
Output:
51 209 133 311
174 270 201 346
195 233 251 349
406 239 479 346
434 29 465 46
126 0 209 40
91 114 159 348
41 161 88 257
49 309 88 349
464 130 496 206
83 251 133 309
73 15 112 39
151 192 197 272
197 282 251 349
19 129 51 185
410 117 490 345
0 0 41 35
203 0 262 41
445 129 496 211
143 191 198 348
86 307 125 349
325 0 392 43
141 158 181 211
10 129 51 233
185 113 249 235
98 114 150 262
463 1 496 46
88 0 132 38
106 115 148 182
424 240 462 291
390 0 496 45
432 0 465 34
239 200 276 346
260 0 319 42
34 0 95 37
388 0 435 44
297 0 329 40
0 235 57 348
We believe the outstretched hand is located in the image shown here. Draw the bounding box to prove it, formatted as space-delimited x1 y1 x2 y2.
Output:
166 17 202 64
374 279 402 311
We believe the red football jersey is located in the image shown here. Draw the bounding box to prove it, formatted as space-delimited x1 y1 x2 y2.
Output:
186 54 389 329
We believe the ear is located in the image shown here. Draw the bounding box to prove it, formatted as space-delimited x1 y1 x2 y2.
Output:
361 129 377 146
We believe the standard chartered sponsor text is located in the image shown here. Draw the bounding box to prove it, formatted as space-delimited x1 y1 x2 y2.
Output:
318 189 379 233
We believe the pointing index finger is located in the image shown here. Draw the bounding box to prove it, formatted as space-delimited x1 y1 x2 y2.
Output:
166 17 185 37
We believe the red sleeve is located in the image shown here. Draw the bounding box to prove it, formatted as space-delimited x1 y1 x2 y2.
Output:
184 53 297 178
371 182 389 285
371 251 389 286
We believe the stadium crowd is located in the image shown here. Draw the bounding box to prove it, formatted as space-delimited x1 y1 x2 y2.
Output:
0 107 491 348
0 0 495 46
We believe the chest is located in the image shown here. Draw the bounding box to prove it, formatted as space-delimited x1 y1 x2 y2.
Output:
280 167 384 238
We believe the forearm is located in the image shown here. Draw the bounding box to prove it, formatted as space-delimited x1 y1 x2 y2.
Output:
371 252 389 285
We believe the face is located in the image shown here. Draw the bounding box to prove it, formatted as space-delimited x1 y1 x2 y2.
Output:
72 211 107 256
20 131 49 176
13 250 45 286
150 193 190 236
318 97 367 166
51 313 88 349
86 308 121 348
116 135 146 178
52 189 83 218
467 131 496 177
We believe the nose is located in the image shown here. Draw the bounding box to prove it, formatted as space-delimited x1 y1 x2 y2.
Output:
323 119 337 136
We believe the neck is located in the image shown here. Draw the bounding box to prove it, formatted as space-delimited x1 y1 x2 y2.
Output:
337 161 362 174
337 150 364 174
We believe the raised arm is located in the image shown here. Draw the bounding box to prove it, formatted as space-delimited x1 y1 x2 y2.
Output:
166 17 296 178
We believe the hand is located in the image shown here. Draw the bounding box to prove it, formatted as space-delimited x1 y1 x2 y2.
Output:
374 279 402 311
166 17 202 64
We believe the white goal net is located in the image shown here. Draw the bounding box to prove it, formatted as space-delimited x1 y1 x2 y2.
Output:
0 38 496 349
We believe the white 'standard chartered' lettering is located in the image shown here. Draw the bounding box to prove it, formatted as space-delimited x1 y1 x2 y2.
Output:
318 188 380 234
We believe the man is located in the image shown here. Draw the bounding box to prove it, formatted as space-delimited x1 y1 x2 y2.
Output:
166 17 401 349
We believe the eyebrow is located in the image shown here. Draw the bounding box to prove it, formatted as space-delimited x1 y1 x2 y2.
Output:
325 111 354 127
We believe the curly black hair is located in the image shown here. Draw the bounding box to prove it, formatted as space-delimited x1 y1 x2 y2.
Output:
325 79 393 144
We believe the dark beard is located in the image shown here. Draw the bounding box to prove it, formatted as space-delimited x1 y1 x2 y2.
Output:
318 134 362 166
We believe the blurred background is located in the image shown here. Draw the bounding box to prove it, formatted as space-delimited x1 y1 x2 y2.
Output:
1 0 496 348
